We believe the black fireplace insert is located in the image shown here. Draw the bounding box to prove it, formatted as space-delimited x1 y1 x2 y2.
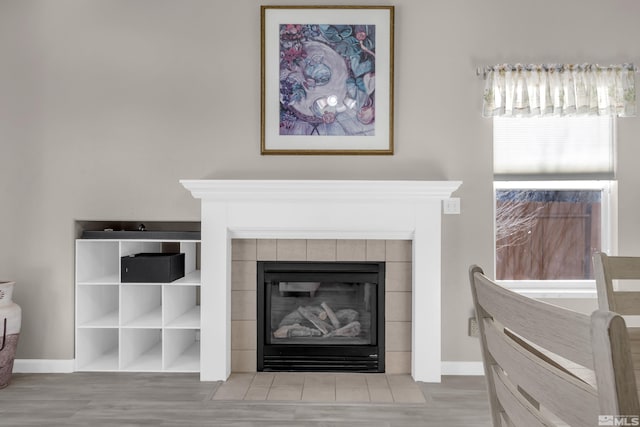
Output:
257 261 385 372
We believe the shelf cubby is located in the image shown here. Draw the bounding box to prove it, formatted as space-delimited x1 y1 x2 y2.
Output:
164 329 200 372
121 285 162 328
76 328 119 371
77 285 119 328
120 328 163 371
76 240 119 284
164 285 200 329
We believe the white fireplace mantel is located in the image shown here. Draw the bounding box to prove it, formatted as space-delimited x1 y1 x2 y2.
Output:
181 179 462 382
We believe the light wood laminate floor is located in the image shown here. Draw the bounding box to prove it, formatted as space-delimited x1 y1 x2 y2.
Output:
0 373 491 426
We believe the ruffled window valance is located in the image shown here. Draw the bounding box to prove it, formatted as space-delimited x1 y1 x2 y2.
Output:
481 63 636 117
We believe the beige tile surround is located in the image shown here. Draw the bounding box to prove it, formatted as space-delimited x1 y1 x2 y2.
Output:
231 239 413 374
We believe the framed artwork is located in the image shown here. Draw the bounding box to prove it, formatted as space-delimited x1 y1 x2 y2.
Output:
261 5 394 155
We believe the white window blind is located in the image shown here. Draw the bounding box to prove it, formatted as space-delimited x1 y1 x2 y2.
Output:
493 116 614 179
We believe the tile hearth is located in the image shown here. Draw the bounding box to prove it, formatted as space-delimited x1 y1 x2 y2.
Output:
212 373 426 403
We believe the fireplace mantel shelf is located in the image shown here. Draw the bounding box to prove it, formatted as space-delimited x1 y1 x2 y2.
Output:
181 179 462 383
181 179 461 201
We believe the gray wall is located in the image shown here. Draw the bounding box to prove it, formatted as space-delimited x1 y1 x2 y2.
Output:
2 0 640 361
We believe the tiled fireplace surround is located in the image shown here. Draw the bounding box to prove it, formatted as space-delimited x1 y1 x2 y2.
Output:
181 180 462 383
230 238 413 374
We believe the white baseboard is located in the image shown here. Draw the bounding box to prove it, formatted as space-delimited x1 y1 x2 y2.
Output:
11 359 482 377
441 361 484 376
13 359 75 373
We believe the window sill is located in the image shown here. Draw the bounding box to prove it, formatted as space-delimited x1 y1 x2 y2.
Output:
499 281 597 299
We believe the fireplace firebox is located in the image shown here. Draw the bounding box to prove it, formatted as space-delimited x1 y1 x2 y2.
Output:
257 261 385 372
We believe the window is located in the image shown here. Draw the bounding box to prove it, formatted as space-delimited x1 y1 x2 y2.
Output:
494 117 616 293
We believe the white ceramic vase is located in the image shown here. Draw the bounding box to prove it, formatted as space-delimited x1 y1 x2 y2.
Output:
0 281 21 388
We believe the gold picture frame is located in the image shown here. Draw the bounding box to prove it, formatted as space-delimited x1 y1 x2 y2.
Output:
261 5 394 155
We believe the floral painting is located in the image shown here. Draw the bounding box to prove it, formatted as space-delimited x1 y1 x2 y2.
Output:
261 6 394 154
278 23 377 137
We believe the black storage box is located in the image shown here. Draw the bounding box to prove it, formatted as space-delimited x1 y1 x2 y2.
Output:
121 253 185 283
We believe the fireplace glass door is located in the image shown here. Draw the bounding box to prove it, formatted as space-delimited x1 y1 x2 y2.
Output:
257 261 385 372
268 280 375 345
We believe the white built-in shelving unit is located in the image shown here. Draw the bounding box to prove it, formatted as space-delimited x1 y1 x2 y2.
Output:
75 238 200 372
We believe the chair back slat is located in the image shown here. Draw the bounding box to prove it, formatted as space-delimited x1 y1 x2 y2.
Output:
613 293 640 316
593 253 640 315
601 256 640 280
473 269 593 368
490 366 553 427
483 317 598 426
